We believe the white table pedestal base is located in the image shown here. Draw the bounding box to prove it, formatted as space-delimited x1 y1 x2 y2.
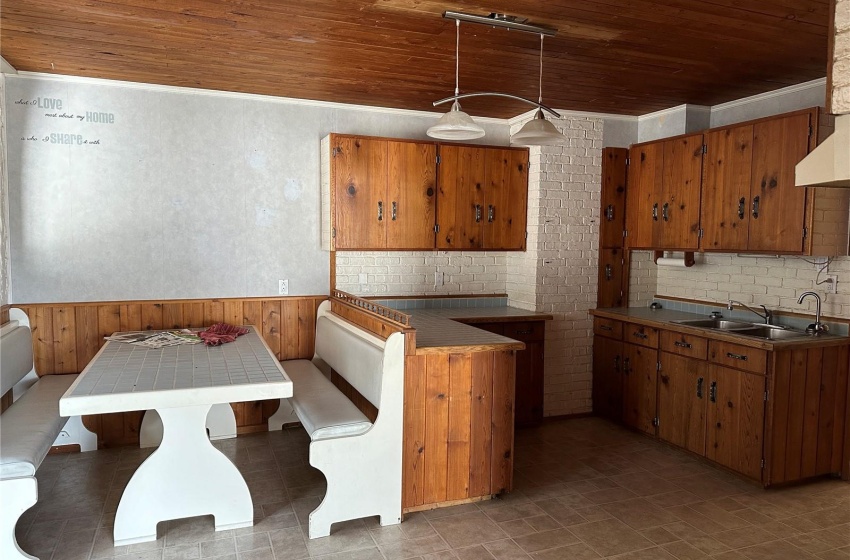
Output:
114 405 253 546
1 477 37 560
139 404 237 448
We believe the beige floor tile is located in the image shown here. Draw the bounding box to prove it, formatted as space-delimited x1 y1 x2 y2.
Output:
269 527 309 560
737 539 817 559
646 491 703 509
529 542 601 559
482 539 532 560
608 473 682 497
533 499 587 526
163 543 201 560
201 538 237 558
600 498 680 530
430 512 508 549
582 487 639 505
378 534 451 560
608 547 678 559
660 541 706 559
512 528 580 553
312 547 385 560
453 544 496 559
484 502 546 523
711 527 777 549
568 518 655 557
639 527 680 546
816 547 850 560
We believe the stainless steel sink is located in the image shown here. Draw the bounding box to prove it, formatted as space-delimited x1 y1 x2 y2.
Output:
673 318 755 330
734 325 813 341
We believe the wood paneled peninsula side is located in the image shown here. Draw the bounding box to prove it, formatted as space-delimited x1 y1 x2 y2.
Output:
399 305 552 513
590 306 850 487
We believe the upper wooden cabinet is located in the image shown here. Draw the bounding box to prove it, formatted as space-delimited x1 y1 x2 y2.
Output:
436 145 528 250
626 134 703 250
322 134 528 251
324 135 436 250
625 108 850 255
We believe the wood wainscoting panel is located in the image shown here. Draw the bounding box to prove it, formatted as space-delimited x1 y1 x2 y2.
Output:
16 296 326 448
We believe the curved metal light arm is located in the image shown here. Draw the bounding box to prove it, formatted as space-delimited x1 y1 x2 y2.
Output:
433 92 561 118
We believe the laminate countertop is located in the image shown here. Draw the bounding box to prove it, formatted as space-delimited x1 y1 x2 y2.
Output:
407 307 553 355
591 307 850 350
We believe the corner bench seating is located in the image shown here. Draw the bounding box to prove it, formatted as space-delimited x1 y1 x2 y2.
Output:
269 300 405 538
1 308 98 560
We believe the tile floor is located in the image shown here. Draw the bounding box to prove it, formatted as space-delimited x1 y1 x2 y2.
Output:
15 417 850 560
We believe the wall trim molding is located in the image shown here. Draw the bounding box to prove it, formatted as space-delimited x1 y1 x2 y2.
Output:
711 78 827 112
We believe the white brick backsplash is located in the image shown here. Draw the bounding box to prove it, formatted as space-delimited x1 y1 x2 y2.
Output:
835 0 850 113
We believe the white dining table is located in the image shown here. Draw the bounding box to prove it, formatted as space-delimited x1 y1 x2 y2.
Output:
59 326 293 546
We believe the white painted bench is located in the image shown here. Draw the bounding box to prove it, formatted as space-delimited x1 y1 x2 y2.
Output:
269 300 404 539
0 308 98 560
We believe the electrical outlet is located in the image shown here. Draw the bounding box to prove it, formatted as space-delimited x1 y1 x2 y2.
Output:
826 275 838 294
278 279 289 295
435 271 445 287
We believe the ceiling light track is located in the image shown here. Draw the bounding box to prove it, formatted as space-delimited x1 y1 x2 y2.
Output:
443 11 557 36
432 92 561 119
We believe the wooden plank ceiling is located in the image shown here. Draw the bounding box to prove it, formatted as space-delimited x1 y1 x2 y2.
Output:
0 0 830 118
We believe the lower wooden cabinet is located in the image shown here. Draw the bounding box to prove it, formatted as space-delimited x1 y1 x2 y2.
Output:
705 364 765 480
622 342 658 436
592 314 850 486
472 321 545 427
658 352 706 455
592 335 623 422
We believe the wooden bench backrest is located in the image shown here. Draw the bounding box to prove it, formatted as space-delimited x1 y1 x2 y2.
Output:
314 312 386 410
0 309 37 397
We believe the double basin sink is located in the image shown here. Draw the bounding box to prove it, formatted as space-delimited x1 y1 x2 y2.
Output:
672 318 813 341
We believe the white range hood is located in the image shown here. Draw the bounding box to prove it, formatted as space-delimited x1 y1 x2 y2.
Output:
796 114 850 188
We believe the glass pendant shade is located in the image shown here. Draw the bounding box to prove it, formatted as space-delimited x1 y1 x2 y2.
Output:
427 101 485 140
511 109 568 146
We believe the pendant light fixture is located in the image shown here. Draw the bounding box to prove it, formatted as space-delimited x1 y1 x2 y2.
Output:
510 34 568 146
426 19 486 140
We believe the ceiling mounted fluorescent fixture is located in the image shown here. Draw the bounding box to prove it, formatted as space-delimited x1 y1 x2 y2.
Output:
426 19 486 140
429 12 566 145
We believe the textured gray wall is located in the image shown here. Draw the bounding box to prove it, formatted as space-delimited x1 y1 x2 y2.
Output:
6 76 509 303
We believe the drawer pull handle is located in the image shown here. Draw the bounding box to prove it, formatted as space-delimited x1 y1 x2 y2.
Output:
515 329 533 335
391 201 397 221
752 195 760 219
662 202 670 222
632 331 649 340
599 325 613 332
696 377 704 399
709 381 717 403
614 355 620 371
475 204 482 223
377 201 383 221
738 197 746 220
488 205 495 223
605 264 613 281
623 357 630 374
605 204 615 221
674 341 692 349
726 352 748 361
652 203 659 221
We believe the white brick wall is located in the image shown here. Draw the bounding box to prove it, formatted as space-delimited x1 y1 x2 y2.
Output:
508 115 604 417
834 0 850 113
655 254 850 319
628 250 658 307
335 251 508 296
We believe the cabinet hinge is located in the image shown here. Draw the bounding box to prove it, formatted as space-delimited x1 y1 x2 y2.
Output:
761 458 765 469
702 144 707 155
802 226 808 239
434 224 440 233
436 155 441 164
625 157 630 166
525 231 528 239
332 227 336 238
332 147 342 158
764 390 769 402
656 362 662 371
652 417 659 427
809 124 813 138
698 228 704 238
623 230 628 238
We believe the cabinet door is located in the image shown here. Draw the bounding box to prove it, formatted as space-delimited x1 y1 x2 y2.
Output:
593 335 623 422
601 147 628 249
623 342 658 435
706 364 765 480
701 125 754 252
484 149 528 250
597 248 626 308
333 137 387 249
661 134 703 249
625 143 664 249
515 339 544 427
386 141 437 249
747 113 810 253
658 353 707 455
437 145 486 249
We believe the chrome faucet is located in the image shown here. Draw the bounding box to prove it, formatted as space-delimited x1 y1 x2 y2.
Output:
727 300 773 324
797 291 829 334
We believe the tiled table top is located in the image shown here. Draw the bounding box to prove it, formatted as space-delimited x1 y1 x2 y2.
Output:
60 327 292 416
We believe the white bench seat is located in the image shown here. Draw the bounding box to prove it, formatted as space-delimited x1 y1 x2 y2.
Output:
285 360 372 441
0 374 78 479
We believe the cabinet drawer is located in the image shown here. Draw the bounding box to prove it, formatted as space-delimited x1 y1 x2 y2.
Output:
708 340 767 374
624 323 659 348
503 321 545 342
660 330 708 360
594 317 623 340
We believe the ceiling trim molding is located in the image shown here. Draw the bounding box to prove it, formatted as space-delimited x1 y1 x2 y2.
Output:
10 71 508 124
507 107 638 127
1 57 17 74
710 78 827 112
